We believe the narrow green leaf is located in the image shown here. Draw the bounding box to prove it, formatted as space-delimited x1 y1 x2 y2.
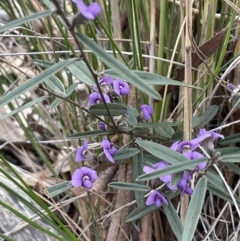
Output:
50 81 80 109
67 61 95 86
201 105 219 126
125 204 158 222
192 115 202 128
135 122 181 128
0 58 76 108
76 32 161 100
219 133 240 145
108 182 149 191
221 153 240 163
105 69 200 89
224 162 240 175
132 147 145 208
68 130 108 139
45 181 72 198
155 126 174 138
32 59 54 68
136 140 191 164
89 103 127 116
0 96 48 121
207 184 240 206
0 10 55 32
113 148 140 161
137 158 206 181
216 147 240 155
44 75 65 94
182 177 207 241
163 200 183 241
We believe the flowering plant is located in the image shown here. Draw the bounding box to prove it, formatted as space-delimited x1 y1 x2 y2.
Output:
1 1 240 241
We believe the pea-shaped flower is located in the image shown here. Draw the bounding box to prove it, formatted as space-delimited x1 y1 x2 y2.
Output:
140 104 154 120
71 167 98 189
113 80 130 96
72 0 101 20
76 140 88 162
101 140 118 163
146 190 168 207
88 92 111 105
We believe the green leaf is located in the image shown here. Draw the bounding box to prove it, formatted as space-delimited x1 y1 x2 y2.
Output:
105 69 200 89
192 115 202 128
113 148 140 161
108 182 149 191
32 59 54 68
135 122 181 128
125 204 158 222
155 126 174 138
207 184 240 206
219 133 240 145
221 153 240 163
0 58 76 108
163 200 183 241
89 103 127 116
201 105 219 126
67 61 95 86
44 75 65 94
224 162 240 175
0 10 55 32
171 130 183 141
137 158 206 181
50 82 80 109
136 140 191 164
181 177 207 241
132 147 145 208
0 96 48 121
76 32 161 100
216 147 240 155
68 130 108 139
45 181 72 197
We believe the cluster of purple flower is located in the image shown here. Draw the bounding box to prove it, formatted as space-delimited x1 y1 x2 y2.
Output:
144 128 224 208
71 73 155 190
71 139 118 189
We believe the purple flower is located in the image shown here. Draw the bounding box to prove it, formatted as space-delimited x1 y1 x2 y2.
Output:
99 122 106 131
72 0 101 20
101 140 118 163
140 104 154 120
227 83 233 90
183 150 207 170
113 80 129 95
198 128 224 142
146 191 168 207
71 166 98 189
88 92 111 105
76 140 88 162
171 140 200 153
143 162 172 184
177 172 193 196
99 76 113 85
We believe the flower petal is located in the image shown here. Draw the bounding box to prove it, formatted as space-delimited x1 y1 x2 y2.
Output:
104 149 115 163
143 166 155 174
83 179 93 189
146 192 157 206
71 169 84 188
87 3 101 17
75 140 88 162
108 147 117 156
102 140 110 150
